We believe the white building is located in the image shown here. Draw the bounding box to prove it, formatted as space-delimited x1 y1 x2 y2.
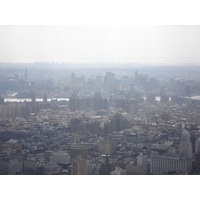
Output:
137 152 148 171
150 126 193 175
150 154 192 175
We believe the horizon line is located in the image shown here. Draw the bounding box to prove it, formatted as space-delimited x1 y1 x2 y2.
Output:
1 61 200 65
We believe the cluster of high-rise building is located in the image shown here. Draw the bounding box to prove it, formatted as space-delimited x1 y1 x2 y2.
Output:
0 102 40 118
1 64 200 175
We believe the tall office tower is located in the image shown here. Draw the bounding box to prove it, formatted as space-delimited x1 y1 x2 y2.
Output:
110 113 131 132
71 73 76 85
99 155 111 175
21 104 29 117
31 92 36 104
69 95 77 111
105 72 115 87
70 146 88 159
110 113 121 132
71 132 80 144
149 77 157 90
120 75 130 90
43 94 47 104
104 122 111 136
6 104 16 118
0 96 4 104
179 124 193 159
99 135 115 155
135 71 139 84
71 155 88 175
70 118 82 132
127 99 138 115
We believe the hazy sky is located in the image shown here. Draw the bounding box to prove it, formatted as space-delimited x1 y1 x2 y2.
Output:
0 25 200 64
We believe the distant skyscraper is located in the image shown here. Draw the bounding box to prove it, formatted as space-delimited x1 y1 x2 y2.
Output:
43 94 47 104
0 96 4 104
149 77 157 90
71 155 88 175
70 118 82 132
71 73 76 85
135 71 139 84
179 124 193 159
105 72 115 87
31 93 36 104
69 95 77 111
110 113 131 132
71 132 80 144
